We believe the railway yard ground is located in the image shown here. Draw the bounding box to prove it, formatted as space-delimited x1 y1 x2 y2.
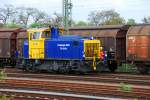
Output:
0 67 150 100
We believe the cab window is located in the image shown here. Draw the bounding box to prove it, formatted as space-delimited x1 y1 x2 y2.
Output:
73 41 79 46
41 31 50 38
33 32 41 39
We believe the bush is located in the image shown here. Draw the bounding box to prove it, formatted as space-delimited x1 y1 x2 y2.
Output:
119 83 132 93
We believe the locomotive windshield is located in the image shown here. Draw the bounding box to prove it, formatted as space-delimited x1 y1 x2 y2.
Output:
30 32 41 40
41 31 51 38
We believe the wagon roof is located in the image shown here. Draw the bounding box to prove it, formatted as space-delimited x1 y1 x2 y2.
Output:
0 28 22 39
0 28 21 32
127 24 150 35
0 32 16 39
69 29 121 37
68 25 129 38
17 29 27 39
69 25 129 30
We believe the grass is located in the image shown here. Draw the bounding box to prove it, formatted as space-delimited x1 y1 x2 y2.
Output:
0 71 7 80
0 96 10 100
0 71 10 100
117 64 137 73
119 83 132 93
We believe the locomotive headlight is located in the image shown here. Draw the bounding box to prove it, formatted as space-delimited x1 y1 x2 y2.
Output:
83 54 85 57
83 52 85 58
104 51 107 57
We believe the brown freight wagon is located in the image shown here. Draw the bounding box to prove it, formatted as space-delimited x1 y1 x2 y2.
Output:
16 29 27 68
16 29 27 58
126 24 150 74
68 25 129 72
0 28 21 67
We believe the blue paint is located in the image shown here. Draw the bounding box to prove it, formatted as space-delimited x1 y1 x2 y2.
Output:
23 40 29 58
45 36 84 60
51 27 59 39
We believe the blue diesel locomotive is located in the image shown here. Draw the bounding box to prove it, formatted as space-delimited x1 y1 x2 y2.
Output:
22 27 103 73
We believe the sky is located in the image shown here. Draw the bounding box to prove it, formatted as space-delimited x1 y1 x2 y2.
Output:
0 0 150 23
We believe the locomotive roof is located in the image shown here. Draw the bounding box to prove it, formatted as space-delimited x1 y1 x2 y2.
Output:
27 28 50 32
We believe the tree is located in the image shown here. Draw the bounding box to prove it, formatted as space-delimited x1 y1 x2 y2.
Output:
142 17 150 24
51 13 63 27
40 15 52 27
0 5 63 28
30 22 43 28
104 17 125 25
4 23 21 28
88 10 125 26
16 7 37 27
74 21 88 27
32 9 47 23
126 18 136 25
88 11 100 26
0 5 16 24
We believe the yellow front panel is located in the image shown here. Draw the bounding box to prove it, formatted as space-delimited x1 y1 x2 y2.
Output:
29 40 45 59
84 40 101 59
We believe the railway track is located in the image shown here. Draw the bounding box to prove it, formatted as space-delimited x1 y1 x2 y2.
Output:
0 78 150 99
4 72 150 86
0 68 150 99
0 89 125 100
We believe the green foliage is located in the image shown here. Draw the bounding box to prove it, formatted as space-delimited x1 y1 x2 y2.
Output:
0 96 10 100
0 71 7 80
74 21 88 27
117 64 137 73
104 17 126 25
30 22 43 28
119 83 132 93
88 9 125 26
4 23 21 28
0 72 9 100
127 18 136 25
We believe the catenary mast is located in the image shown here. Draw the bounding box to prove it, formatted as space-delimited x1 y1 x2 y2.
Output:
63 0 72 34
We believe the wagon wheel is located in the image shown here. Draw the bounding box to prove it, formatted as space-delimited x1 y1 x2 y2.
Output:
137 65 149 74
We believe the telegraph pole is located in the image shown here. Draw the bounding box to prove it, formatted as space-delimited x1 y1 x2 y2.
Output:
63 0 72 34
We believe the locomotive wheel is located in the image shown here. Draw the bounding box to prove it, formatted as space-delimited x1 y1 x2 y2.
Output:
52 61 59 72
31 66 39 73
25 62 34 72
137 65 149 74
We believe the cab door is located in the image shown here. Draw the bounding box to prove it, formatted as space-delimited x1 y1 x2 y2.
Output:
29 31 45 59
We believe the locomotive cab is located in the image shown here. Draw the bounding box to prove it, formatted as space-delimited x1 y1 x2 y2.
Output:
28 28 50 59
